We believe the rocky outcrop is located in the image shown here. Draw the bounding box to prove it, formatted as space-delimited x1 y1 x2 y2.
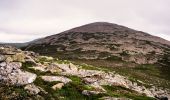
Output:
0 46 37 85
30 61 170 99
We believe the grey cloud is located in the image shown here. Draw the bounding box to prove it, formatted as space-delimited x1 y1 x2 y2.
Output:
0 0 170 42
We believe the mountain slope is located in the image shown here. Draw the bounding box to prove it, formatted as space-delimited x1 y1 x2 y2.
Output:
0 46 169 99
24 22 170 94
25 22 170 64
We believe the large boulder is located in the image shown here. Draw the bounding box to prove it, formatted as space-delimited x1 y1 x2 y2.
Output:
41 76 72 84
0 62 37 85
24 84 41 95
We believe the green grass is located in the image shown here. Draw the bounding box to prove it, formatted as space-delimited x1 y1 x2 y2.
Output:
103 85 155 100
19 54 170 99
79 63 99 70
33 75 105 100
69 59 170 90
105 64 170 89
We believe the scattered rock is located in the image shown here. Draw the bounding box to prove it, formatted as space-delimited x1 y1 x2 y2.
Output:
37 62 169 98
0 46 169 99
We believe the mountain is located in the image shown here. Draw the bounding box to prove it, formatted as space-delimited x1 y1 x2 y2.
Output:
23 22 170 99
25 22 170 65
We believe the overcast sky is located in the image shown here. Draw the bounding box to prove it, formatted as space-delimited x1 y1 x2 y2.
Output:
0 0 170 43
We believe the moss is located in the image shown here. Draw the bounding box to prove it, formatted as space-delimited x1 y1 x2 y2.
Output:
37 56 54 64
67 75 94 91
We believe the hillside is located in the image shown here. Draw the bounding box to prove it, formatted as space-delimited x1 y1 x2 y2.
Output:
0 46 169 100
23 22 170 100
25 22 170 65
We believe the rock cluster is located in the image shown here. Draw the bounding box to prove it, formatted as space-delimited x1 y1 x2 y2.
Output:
31 61 170 99
0 46 37 85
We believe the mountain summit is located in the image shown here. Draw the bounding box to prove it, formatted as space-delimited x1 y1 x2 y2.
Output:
63 22 135 33
28 22 170 46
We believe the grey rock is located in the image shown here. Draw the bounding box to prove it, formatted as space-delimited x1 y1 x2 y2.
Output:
0 62 37 85
82 90 101 96
0 62 7 67
24 84 40 95
41 76 72 84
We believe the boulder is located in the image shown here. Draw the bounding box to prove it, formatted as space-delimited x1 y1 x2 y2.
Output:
0 62 7 67
11 71 37 85
41 76 72 84
82 90 101 96
0 62 37 85
24 84 41 95
69 63 78 71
